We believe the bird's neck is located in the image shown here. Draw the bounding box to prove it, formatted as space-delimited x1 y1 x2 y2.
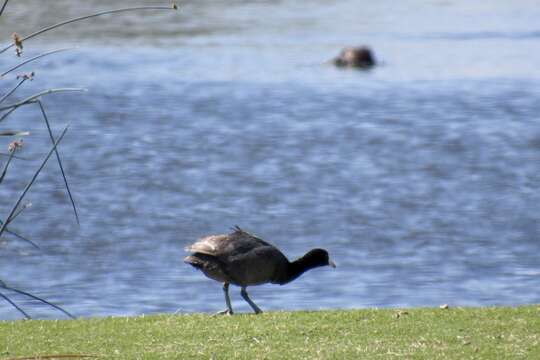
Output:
279 255 320 285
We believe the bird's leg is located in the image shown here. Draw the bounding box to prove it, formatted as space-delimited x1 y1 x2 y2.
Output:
224 283 234 314
214 283 233 315
240 287 263 314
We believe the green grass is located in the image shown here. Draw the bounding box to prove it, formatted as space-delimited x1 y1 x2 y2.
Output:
1 306 539 359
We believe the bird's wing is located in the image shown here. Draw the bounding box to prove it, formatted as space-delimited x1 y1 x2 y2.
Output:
230 226 274 247
184 234 229 256
185 227 274 258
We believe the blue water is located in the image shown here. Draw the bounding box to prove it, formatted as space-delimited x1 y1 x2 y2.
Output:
0 0 539 319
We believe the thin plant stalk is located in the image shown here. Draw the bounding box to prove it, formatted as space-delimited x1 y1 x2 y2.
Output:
0 88 86 123
0 106 16 123
0 194 37 247
0 147 15 183
0 291 31 319
0 153 27 162
0 130 30 136
37 100 79 224
1 48 73 77
0 283 76 319
0 78 27 104
0 5 178 55
0 220 40 248
0 202 38 246
8 201 31 223
0 124 69 237
5 229 38 247
0 88 86 113
0 0 9 17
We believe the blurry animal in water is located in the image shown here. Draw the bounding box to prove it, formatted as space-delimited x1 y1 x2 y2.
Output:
184 226 336 315
333 46 376 69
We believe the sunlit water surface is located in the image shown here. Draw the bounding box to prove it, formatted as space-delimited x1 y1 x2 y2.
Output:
0 0 539 319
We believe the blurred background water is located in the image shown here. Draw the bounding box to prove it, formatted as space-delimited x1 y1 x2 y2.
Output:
0 0 539 319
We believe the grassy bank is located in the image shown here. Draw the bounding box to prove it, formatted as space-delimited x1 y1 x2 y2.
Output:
1 306 539 359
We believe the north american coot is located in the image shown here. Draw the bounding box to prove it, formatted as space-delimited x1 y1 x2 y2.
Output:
333 46 376 69
184 226 336 314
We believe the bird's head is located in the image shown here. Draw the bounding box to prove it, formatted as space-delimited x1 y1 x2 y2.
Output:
304 248 336 268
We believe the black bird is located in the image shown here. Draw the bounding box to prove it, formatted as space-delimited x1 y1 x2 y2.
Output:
333 46 376 68
184 226 336 314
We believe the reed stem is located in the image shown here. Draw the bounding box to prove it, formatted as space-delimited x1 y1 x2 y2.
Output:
0 5 178 55
0 88 86 122
37 100 79 225
0 0 9 17
1 48 73 77
0 124 69 237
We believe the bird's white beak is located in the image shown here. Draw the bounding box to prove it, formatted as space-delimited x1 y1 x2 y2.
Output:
329 259 336 268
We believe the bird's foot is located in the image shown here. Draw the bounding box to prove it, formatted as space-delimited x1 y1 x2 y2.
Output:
212 309 233 316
